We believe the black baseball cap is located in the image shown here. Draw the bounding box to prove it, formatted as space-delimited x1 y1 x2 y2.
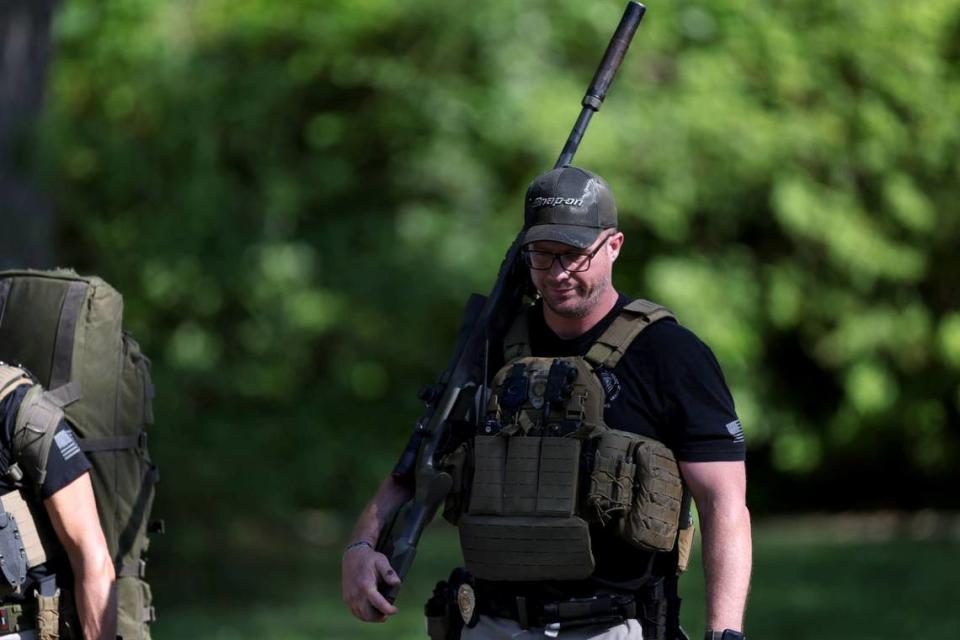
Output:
522 166 617 249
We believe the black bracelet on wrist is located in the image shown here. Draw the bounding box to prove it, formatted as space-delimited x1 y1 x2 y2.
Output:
344 540 374 553
705 631 745 640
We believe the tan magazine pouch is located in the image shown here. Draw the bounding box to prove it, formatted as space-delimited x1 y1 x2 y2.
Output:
616 437 683 552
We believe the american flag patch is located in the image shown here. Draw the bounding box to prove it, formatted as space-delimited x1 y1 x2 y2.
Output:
55 430 81 461
725 419 745 443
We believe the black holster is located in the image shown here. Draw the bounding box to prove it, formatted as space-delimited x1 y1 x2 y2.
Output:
424 569 469 640
634 579 666 640
636 576 689 640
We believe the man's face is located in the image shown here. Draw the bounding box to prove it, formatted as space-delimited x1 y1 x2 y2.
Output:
526 230 623 319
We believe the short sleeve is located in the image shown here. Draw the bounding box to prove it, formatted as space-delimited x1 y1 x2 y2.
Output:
41 422 92 499
647 322 746 462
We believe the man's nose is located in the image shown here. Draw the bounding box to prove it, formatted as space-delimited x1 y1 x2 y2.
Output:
547 258 571 280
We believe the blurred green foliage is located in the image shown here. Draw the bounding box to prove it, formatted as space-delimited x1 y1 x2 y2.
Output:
25 0 960 556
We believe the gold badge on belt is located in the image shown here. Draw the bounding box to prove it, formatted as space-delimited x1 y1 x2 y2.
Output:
457 582 479 627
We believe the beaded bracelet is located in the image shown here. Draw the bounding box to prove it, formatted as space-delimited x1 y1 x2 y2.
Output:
344 540 374 553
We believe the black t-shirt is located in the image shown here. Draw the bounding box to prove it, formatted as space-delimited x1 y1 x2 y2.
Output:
527 294 745 463
524 293 744 584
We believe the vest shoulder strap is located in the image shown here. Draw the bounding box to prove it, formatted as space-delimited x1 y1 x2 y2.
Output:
13 385 66 493
502 305 534 361
585 298 676 369
0 364 33 407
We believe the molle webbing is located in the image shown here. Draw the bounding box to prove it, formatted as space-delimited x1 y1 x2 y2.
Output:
13 387 65 492
459 435 594 581
0 491 49 569
0 365 33 406
584 299 674 369
468 436 580 517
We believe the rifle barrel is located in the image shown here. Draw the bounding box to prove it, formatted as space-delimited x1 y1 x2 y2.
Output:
555 1 646 168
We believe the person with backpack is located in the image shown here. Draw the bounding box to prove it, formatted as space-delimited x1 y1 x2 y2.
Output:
0 364 116 640
0 270 159 640
343 167 752 639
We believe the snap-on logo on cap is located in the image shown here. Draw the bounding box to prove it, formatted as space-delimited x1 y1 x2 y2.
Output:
531 196 585 209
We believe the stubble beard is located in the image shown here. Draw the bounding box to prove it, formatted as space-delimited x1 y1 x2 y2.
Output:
542 274 610 319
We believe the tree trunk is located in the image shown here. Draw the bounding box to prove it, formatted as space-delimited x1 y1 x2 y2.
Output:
0 0 57 270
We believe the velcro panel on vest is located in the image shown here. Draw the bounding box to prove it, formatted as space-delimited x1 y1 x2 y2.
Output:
503 437 539 514
585 299 675 369
470 436 581 517
0 491 48 568
0 365 33 406
458 515 595 581
13 386 64 491
535 437 580 516
469 436 506 515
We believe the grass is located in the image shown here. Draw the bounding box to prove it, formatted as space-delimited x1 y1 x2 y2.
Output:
150 517 960 639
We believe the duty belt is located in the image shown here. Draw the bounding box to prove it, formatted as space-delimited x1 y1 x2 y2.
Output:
474 587 637 635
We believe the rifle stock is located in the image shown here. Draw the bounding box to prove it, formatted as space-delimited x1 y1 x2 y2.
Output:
375 2 647 603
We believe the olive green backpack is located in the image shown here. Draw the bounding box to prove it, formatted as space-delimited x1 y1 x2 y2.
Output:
0 269 159 639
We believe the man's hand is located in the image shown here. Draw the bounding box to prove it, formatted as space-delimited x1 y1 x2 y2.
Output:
341 475 412 622
341 542 402 622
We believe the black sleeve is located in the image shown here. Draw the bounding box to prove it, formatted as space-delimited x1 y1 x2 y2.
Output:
41 422 91 499
648 321 746 462
1 385 92 499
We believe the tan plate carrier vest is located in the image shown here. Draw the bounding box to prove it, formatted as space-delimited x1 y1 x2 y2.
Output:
442 299 694 582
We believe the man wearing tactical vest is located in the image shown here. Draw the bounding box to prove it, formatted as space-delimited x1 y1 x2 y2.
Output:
0 366 116 639
343 166 751 640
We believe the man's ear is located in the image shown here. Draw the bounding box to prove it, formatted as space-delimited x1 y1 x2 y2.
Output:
607 231 624 262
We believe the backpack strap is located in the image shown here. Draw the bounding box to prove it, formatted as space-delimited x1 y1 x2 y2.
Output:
584 299 675 369
502 306 534 362
50 280 88 390
80 432 145 453
0 364 33 406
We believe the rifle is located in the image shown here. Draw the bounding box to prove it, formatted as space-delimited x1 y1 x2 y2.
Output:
376 1 647 603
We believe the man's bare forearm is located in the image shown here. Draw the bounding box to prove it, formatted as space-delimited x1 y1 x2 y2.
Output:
699 500 752 631
348 475 413 546
679 460 752 633
74 555 117 640
342 475 411 621
44 473 118 640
